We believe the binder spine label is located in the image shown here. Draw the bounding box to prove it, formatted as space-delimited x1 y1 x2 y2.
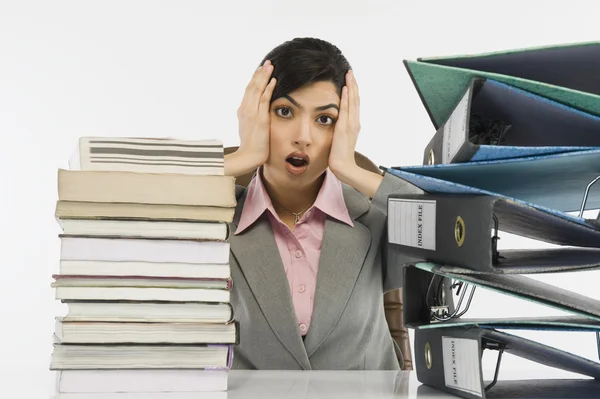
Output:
442 336 483 397
442 87 470 163
388 198 436 250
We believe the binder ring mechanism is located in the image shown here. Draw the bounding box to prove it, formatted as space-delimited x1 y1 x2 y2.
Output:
578 174 600 361
426 276 476 322
482 338 506 392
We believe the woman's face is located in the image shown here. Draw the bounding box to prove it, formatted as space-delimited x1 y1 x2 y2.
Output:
262 80 340 191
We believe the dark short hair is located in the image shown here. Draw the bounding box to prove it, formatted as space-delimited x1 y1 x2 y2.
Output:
260 37 351 102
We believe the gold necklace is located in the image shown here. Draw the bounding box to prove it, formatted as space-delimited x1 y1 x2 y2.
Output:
274 202 312 224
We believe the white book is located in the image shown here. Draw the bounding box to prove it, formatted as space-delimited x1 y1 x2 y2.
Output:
54 318 238 344
55 286 230 303
58 219 229 241
60 236 230 264
51 344 232 370
55 369 228 393
63 301 233 324
54 394 227 399
59 260 230 279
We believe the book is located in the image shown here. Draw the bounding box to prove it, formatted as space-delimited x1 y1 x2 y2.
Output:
54 369 228 394
55 201 235 223
69 137 225 175
57 219 229 241
57 169 236 207
54 319 239 344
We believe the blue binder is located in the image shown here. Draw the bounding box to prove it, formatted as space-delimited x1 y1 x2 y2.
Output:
423 77 600 165
387 148 600 214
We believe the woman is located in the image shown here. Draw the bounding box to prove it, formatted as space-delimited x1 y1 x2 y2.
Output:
224 37 418 370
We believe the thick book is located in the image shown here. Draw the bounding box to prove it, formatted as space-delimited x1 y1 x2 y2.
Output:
55 200 235 223
386 193 600 273
54 318 240 344
54 285 231 303
60 236 230 264
50 343 233 370
58 260 230 280
423 77 600 165
403 41 600 130
57 169 236 207
414 326 600 399
62 301 234 324
69 137 225 175
54 369 228 394
57 219 229 241
52 275 232 290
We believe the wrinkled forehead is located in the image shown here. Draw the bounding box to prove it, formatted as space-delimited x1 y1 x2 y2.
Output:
277 81 340 107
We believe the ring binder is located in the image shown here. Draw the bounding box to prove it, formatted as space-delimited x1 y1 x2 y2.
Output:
426 277 475 322
482 338 505 392
579 174 600 217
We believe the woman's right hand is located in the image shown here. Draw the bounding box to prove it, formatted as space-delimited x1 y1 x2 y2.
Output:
225 60 276 177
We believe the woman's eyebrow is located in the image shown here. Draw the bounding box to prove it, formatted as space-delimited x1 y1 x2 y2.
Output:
283 95 340 112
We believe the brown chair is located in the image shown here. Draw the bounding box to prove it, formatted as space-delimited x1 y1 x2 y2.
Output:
224 146 413 370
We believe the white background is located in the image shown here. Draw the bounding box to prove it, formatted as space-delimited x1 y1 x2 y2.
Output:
2 0 600 396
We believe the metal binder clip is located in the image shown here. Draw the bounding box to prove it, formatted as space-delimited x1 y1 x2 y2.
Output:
577 174 600 361
469 114 511 146
596 331 600 361
426 276 476 322
482 338 506 392
578 174 600 218
491 214 505 265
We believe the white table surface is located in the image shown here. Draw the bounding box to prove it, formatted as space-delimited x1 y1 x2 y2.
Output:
35 369 599 399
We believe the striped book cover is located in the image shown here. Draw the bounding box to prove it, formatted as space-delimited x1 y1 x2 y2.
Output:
69 137 225 175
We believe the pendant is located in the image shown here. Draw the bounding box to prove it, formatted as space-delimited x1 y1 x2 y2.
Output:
294 214 301 224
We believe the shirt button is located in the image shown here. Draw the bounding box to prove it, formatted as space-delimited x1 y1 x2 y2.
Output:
298 284 306 293
305 210 312 218
299 323 307 332
295 250 302 258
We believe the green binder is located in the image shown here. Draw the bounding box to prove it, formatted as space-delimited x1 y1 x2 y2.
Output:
404 41 600 129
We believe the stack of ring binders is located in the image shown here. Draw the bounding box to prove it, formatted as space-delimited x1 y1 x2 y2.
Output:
383 41 600 399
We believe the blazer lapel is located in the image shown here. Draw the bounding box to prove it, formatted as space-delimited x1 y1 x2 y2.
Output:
303 185 372 356
230 188 311 370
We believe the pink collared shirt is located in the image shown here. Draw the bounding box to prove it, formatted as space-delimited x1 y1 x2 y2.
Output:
234 169 354 336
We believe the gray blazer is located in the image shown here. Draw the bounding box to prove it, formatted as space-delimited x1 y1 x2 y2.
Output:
229 172 422 370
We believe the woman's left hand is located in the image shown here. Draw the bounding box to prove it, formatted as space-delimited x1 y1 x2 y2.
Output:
328 70 384 199
328 69 361 176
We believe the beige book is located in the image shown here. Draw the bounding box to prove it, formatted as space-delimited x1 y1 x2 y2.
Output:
55 200 235 222
57 169 236 207
69 137 225 176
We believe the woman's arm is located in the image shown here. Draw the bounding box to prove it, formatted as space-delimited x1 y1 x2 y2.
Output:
225 60 276 178
224 149 264 178
328 70 384 198
333 164 384 199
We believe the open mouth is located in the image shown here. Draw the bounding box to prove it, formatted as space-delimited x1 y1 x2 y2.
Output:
285 152 310 175
286 152 310 168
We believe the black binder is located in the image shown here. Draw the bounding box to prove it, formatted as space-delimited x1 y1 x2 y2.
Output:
414 326 600 399
387 193 600 274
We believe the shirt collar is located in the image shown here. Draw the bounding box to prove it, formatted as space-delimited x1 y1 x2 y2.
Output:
234 168 354 235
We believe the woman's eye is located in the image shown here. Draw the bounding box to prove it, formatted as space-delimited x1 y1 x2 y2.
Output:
275 107 292 118
317 115 335 125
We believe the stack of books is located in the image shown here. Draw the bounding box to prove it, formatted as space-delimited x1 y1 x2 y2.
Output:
383 42 600 398
49 137 238 396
